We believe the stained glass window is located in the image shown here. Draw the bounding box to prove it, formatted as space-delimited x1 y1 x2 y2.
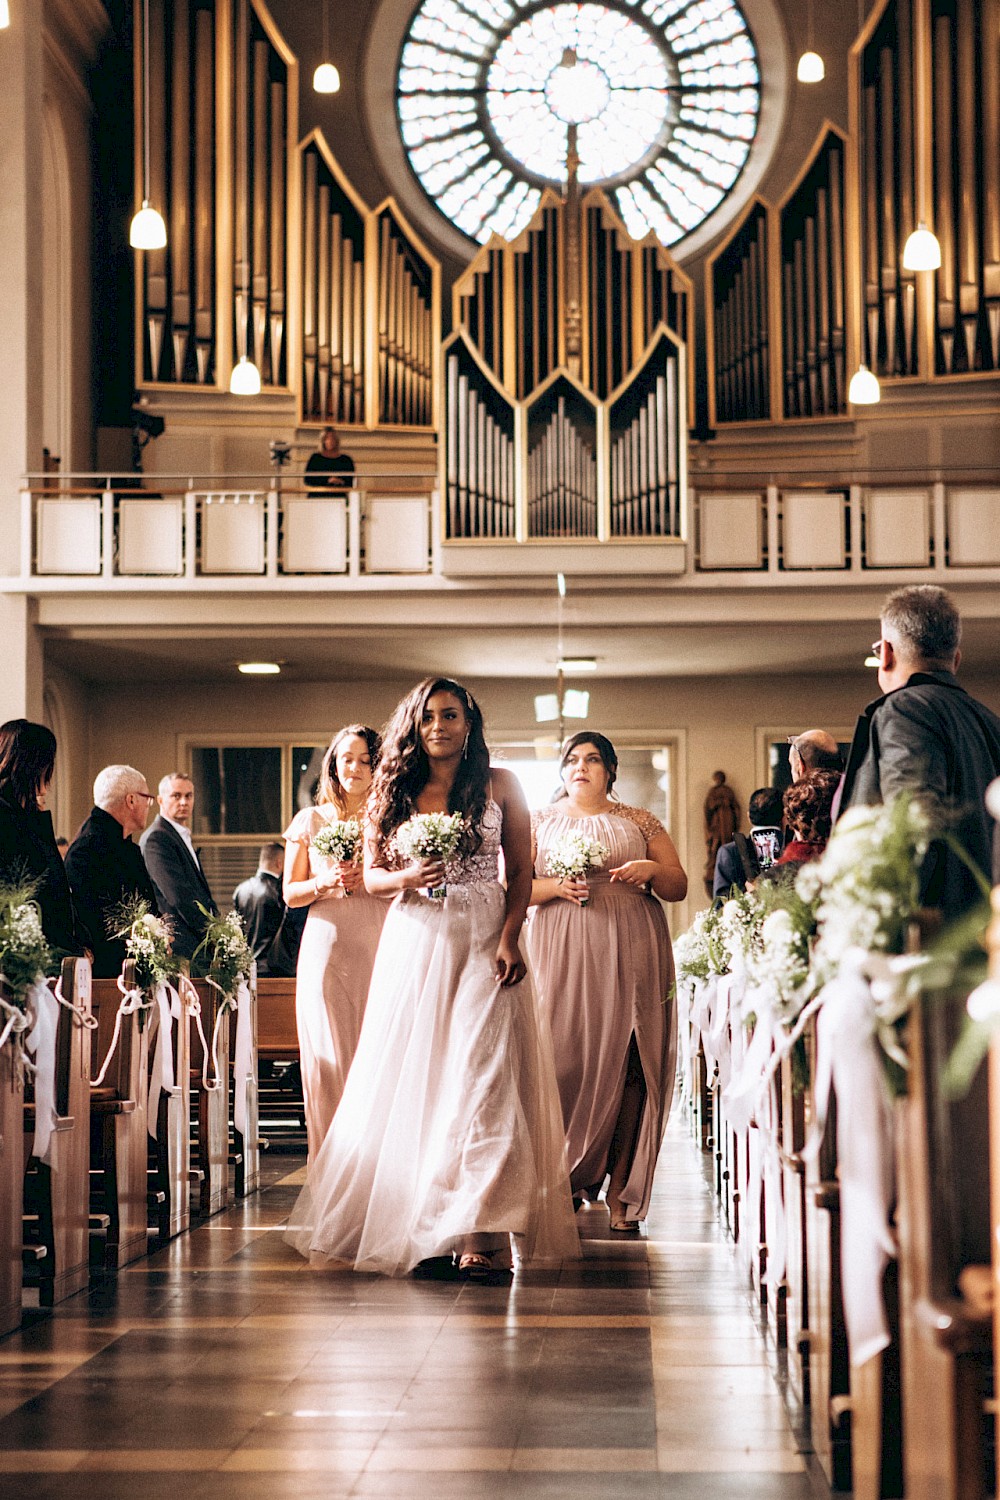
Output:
398 0 760 246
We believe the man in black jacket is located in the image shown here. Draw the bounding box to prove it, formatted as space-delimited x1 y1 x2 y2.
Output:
140 772 218 961
841 585 1000 921
232 841 290 976
65 765 160 977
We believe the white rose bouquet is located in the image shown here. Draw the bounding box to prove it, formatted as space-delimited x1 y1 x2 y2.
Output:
194 908 254 1011
395 812 466 900
311 817 363 894
545 830 610 908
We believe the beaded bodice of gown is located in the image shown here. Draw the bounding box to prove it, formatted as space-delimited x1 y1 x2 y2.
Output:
395 801 502 888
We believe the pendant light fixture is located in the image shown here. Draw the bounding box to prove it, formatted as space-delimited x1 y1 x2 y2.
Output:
129 0 168 250
796 0 824 82
902 222 942 271
229 0 260 396
313 0 340 94
848 363 881 404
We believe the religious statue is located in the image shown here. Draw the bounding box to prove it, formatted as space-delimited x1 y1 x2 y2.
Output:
703 771 740 898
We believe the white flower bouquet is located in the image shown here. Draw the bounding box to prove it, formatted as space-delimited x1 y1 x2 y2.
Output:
545 830 610 907
673 904 727 984
311 817 363 894
395 811 466 900
111 899 177 1021
194 908 254 1010
0 883 53 1008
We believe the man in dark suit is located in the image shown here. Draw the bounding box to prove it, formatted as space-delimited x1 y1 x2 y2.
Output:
712 786 783 901
65 765 160 978
140 771 218 960
232 841 289 976
841 585 1000 922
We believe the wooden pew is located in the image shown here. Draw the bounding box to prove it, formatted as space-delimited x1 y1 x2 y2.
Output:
90 966 151 1271
0 980 25 1336
230 973 259 1198
188 978 230 1216
148 984 191 1243
895 980 993 1500
23 957 93 1305
256 977 306 1152
804 1030 852 1492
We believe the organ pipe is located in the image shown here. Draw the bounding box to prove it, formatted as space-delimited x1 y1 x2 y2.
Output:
779 129 848 417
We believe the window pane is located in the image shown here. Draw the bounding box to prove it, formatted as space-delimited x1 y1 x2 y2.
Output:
292 745 327 815
190 747 282 836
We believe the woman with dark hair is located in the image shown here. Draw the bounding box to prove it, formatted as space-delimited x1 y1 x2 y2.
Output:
287 678 577 1279
768 769 840 873
0 718 78 954
283 724 387 1158
528 732 687 1231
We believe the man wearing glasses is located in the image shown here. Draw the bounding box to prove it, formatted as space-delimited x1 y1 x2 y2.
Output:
840 584 1000 920
65 765 161 978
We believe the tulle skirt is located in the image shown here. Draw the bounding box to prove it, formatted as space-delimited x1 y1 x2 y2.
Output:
285 880 579 1276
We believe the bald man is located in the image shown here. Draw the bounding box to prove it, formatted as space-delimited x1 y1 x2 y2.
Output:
788 729 842 783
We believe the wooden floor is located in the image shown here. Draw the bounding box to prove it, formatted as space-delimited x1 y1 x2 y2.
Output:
0 1120 831 1499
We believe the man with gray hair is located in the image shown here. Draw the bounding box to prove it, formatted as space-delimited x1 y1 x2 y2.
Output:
65 764 160 977
841 584 1000 919
789 729 842 782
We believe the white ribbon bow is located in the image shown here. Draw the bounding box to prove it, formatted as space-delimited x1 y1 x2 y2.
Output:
24 978 58 1164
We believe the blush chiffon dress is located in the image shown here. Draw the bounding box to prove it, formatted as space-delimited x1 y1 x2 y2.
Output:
527 804 677 1224
284 805 389 1160
285 801 579 1276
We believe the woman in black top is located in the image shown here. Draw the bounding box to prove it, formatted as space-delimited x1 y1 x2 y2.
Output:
0 719 79 954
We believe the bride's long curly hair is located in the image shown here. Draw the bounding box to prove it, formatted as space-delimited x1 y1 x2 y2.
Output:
369 677 490 862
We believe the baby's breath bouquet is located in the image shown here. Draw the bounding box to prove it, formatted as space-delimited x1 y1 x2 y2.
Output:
742 877 819 1029
395 811 465 900
674 904 728 985
545 830 610 908
194 908 254 1010
0 880 53 1009
311 817 363 894
111 897 176 1008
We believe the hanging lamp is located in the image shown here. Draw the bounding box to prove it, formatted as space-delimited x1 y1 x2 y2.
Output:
848 364 881 404
129 0 167 250
796 0 824 81
313 0 340 93
229 0 261 395
902 222 942 271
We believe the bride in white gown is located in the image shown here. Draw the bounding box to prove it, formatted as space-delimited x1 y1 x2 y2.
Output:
285 677 578 1279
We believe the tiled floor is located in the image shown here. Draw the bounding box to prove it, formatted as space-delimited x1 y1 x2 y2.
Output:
0 1121 829 1498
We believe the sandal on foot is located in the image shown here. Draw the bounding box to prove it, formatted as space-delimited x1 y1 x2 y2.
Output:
609 1216 641 1233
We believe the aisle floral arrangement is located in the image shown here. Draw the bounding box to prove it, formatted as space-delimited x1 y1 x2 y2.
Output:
311 818 364 894
395 812 465 899
111 898 177 1027
545 830 610 908
0 881 54 1059
194 908 255 1011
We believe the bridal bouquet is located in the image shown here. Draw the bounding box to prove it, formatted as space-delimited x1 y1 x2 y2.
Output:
395 811 465 900
112 898 176 999
194 908 254 1011
545 830 610 908
311 817 363 895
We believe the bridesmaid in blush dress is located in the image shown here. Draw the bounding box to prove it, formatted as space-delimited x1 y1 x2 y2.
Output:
285 678 578 1279
527 732 687 1231
283 725 387 1160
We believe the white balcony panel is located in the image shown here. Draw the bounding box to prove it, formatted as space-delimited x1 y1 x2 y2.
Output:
117 498 184 576
200 495 265 574
697 492 763 570
781 491 846 570
365 496 430 574
36 498 102 575
947 488 1000 566
864 488 931 568
282 496 347 574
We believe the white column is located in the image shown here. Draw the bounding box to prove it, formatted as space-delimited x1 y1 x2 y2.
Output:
0 5 45 576
0 596 44 723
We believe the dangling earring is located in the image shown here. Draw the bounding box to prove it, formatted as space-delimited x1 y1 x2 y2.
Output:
462 732 470 759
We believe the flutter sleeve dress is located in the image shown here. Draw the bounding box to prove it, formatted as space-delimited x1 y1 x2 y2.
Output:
527 802 677 1224
285 800 579 1275
283 805 389 1159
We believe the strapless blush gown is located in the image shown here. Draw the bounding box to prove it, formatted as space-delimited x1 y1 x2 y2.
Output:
527 805 677 1223
284 806 388 1160
285 802 579 1276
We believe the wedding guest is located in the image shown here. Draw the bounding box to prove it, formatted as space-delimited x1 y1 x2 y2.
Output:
65 765 159 978
304 426 355 491
233 842 287 977
713 786 783 901
771 770 840 870
140 772 217 960
528 732 687 1232
0 719 79 954
283 726 386 1159
55 836 69 859
286 678 578 1279
788 730 842 782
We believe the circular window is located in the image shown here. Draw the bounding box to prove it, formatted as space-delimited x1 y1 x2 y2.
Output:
397 0 761 248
